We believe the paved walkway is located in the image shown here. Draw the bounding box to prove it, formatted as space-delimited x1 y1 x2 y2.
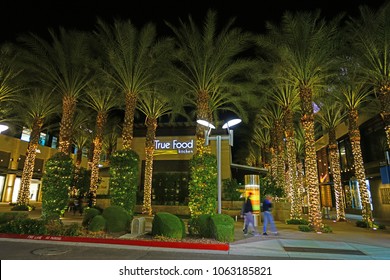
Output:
1 203 390 259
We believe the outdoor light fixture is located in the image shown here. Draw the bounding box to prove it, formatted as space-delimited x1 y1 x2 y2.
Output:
0 124 9 134
197 118 242 214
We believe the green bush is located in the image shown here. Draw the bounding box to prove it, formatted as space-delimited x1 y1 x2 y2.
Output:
63 223 82 236
0 212 28 224
11 204 35 211
82 208 101 227
210 214 235 242
45 219 64 236
286 218 309 225
322 225 333 233
102 205 132 233
0 218 47 235
298 225 313 232
152 212 186 239
88 215 107 232
188 214 212 237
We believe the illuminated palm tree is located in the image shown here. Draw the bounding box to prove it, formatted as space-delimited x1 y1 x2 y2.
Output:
16 89 60 206
16 28 93 154
137 91 173 215
166 9 256 154
316 100 347 221
0 43 23 121
84 84 119 205
94 19 170 150
259 105 285 191
270 83 301 219
337 79 375 226
346 2 390 151
256 11 342 230
71 110 93 169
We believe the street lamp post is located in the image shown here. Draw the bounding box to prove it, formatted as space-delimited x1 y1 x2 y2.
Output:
197 118 241 214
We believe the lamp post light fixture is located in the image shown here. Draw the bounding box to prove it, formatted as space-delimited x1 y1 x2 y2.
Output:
196 118 242 214
0 124 9 134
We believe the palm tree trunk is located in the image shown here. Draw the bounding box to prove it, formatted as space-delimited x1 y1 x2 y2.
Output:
17 119 43 205
89 112 107 206
143 118 157 216
196 90 212 154
299 86 323 231
328 129 346 221
284 109 301 220
378 84 390 150
59 96 77 154
275 119 286 193
122 91 137 150
348 109 373 226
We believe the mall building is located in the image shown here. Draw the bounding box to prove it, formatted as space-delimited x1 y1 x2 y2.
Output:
0 117 389 219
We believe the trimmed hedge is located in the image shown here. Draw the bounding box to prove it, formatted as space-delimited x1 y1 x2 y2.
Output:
152 212 186 239
102 205 132 233
188 214 212 237
210 214 235 242
82 208 101 227
88 215 106 232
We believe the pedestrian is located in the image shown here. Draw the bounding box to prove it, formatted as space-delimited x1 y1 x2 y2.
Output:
262 194 278 235
241 192 260 236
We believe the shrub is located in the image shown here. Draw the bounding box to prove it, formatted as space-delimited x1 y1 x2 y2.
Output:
152 212 186 239
298 225 313 232
45 219 64 236
0 212 28 224
82 208 101 227
88 215 106 232
286 218 309 225
11 204 35 211
322 225 333 233
109 150 139 216
42 152 73 219
0 218 47 235
63 223 82 236
102 205 132 233
210 214 235 242
188 214 212 237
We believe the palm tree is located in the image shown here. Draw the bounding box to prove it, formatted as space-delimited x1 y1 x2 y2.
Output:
94 19 170 150
166 9 256 153
316 99 347 221
270 83 302 219
83 84 119 206
16 89 60 206
71 109 94 169
16 28 93 154
256 10 342 230
346 2 390 151
0 43 23 121
137 91 174 215
259 105 285 191
336 78 375 226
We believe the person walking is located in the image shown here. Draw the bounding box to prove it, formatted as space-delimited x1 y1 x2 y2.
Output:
241 192 260 236
262 194 278 235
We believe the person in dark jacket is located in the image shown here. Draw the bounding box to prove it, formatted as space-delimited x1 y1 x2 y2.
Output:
262 194 277 235
241 192 260 236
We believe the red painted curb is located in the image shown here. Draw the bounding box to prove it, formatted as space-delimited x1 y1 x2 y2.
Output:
0 233 229 251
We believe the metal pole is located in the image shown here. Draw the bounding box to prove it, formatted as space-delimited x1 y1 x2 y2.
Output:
216 135 222 214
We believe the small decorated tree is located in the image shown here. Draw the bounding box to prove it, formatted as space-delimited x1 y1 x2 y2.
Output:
42 152 74 219
109 150 139 217
188 153 217 217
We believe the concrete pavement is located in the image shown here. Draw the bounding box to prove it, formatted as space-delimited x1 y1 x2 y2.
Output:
1 203 389 260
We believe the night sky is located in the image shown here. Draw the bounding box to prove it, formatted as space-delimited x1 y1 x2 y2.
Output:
1 0 388 44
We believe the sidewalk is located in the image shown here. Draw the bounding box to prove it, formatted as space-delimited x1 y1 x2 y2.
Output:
1 203 390 259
